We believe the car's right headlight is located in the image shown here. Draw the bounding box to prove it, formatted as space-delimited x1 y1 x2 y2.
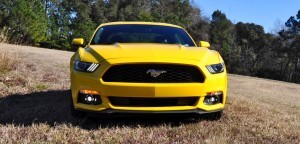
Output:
74 60 99 72
206 62 225 74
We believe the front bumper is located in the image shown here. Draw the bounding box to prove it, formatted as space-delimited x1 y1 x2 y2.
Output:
79 108 223 117
78 108 223 114
70 58 227 114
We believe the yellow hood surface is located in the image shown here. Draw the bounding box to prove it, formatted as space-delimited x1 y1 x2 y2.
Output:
80 43 218 63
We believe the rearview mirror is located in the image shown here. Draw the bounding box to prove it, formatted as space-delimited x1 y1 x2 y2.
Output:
72 38 85 47
199 41 210 48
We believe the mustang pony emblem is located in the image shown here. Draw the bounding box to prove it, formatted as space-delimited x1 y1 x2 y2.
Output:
146 69 167 78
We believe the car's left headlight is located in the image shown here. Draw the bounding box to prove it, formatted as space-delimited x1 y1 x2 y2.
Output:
206 62 225 74
74 60 99 72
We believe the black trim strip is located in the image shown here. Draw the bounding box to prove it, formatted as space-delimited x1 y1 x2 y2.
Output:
76 108 223 116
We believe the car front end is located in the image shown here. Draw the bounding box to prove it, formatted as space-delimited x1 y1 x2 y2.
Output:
70 22 227 119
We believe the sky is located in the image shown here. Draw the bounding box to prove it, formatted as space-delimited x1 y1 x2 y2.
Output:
195 0 300 33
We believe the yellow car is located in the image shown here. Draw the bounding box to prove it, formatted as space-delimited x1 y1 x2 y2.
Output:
70 22 227 119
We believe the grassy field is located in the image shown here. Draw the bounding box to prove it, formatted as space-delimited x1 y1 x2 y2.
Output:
0 43 299 143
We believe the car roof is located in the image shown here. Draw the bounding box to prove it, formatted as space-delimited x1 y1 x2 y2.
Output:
99 21 182 29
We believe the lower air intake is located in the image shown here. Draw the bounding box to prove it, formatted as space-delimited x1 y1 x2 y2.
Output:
108 97 199 107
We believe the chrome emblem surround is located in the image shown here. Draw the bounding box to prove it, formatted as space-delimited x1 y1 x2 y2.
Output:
146 69 167 78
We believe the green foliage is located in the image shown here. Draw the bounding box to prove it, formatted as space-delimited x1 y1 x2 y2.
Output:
276 10 300 82
66 1 96 46
209 10 235 70
234 22 270 75
35 84 49 91
41 0 72 49
138 11 154 22
0 0 48 44
284 10 300 35
0 1 299 83
1 0 206 50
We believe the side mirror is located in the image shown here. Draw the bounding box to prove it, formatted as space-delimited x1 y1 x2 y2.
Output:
199 41 210 48
72 38 85 47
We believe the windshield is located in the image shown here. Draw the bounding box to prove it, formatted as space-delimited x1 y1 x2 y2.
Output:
91 25 195 46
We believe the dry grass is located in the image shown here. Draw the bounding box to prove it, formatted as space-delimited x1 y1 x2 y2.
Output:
0 28 8 43
0 43 299 143
0 49 18 73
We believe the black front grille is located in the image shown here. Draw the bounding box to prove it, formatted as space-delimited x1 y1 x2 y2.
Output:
108 97 199 107
102 64 205 83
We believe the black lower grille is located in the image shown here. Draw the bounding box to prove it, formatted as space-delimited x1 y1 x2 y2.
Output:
108 97 199 107
102 64 204 83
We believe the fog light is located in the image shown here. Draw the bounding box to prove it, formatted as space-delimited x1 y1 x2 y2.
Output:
204 91 223 105
78 90 102 105
85 95 95 103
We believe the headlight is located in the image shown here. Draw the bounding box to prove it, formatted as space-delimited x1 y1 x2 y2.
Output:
74 60 99 72
206 62 225 74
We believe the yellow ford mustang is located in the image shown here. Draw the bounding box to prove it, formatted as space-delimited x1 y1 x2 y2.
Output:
70 22 227 119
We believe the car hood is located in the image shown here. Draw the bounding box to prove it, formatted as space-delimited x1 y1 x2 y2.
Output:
81 43 217 62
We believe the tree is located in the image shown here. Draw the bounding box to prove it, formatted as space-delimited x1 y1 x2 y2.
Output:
41 0 72 49
62 1 96 46
0 0 48 44
278 10 300 82
235 22 270 75
209 10 236 71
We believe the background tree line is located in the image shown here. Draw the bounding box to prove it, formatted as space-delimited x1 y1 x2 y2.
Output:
0 0 299 83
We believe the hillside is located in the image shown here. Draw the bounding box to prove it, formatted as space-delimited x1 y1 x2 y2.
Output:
0 43 299 143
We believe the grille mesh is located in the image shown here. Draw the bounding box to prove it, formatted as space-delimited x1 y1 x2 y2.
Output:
102 64 204 83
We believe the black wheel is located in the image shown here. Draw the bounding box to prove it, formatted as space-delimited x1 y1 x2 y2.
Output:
205 110 223 121
70 90 86 118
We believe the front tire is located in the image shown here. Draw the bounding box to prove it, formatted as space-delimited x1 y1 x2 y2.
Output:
205 110 223 120
70 90 86 118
